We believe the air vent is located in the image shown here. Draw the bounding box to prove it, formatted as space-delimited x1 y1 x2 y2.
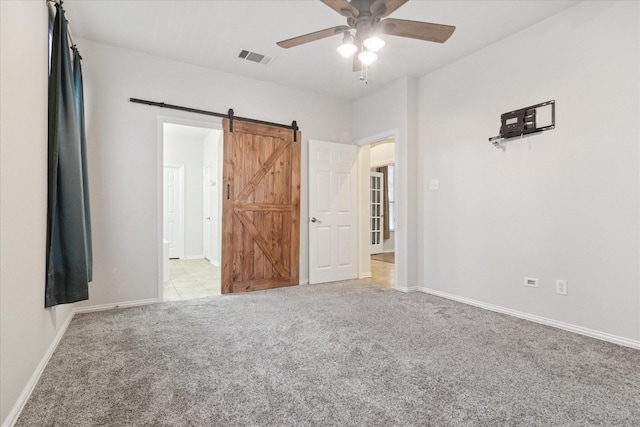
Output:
238 49 274 66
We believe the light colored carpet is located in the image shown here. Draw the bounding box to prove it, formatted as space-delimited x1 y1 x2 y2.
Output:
17 280 640 426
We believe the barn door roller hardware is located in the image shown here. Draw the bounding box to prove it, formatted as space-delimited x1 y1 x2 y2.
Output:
228 108 234 132
129 98 299 141
489 100 555 150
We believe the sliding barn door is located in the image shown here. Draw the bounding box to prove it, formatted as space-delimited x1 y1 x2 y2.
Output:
221 119 300 293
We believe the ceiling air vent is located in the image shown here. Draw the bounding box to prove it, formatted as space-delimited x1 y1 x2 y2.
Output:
238 50 274 66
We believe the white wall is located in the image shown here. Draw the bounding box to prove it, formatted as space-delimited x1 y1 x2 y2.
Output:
382 232 395 253
353 77 420 292
164 132 205 257
357 144 372 277
0 2 75 425
419 1 640 342
370 140 395 167
74 39 352 308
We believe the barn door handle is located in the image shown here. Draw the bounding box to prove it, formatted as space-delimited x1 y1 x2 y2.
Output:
310 217 321 223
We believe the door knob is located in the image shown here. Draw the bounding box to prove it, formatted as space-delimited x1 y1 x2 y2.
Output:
310 217 321 223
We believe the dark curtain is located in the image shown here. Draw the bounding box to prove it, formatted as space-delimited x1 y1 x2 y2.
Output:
376 166 390 240
46 4 92 307
73 46 93 282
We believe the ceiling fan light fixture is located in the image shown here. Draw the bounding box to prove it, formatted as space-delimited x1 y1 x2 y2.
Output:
358 49 377 65
363 36 385 52
336 32 358 57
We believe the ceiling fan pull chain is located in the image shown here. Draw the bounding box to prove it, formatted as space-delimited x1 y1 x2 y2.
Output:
360 64 369 85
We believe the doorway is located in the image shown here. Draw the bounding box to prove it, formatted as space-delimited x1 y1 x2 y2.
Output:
307 137 397 288
159 119 223 301
368 138 395 287
221 119 301 293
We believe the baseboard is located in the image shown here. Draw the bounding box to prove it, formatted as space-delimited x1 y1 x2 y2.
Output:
394 286 422 293
2 308 75 427
181 255 204 260
74 298 159 314
359 272 372 279
4 297 158 426
203 257 220 267
420 287 640 350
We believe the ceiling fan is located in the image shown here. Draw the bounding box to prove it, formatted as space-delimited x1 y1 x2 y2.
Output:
276 0 456 71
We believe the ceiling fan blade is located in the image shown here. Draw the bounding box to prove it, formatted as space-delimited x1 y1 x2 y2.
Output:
277 25 350 49
370 0 408 18
321 0 360 18
380 18 455 43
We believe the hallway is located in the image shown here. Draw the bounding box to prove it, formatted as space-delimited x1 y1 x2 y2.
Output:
163 259 221 301
370 254 394 288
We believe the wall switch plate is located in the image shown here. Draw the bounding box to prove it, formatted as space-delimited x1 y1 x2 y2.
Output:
524 277 539 288
429 179 439 190
556 279 568 295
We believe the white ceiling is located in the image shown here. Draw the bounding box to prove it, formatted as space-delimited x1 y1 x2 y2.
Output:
64 0 580 101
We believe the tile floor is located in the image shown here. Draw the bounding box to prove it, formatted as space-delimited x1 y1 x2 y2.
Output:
163 258 221 301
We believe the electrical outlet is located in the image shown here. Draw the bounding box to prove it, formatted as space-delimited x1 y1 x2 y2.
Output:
524 277 539 288
556 279 568 295
429 179 439 190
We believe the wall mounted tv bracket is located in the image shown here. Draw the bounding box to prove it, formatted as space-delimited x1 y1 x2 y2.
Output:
489 100 555 148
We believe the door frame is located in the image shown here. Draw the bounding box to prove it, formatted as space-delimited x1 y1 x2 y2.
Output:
370 170 384 255
203 164 213 263
355 129 401 290
156 116 222 301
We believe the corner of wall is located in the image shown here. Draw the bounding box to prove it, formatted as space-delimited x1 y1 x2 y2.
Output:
0 2 78 424
420 287 640 350
417 0 640 342
1 309 76 427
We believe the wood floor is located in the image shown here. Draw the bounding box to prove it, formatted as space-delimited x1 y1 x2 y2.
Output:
369 255 394 288
371 252 395 264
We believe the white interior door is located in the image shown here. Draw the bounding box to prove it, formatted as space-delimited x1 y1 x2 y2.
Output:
213 138 222 266
370 171 384 254
203 165 213 262
163 165 184 259
309 140 358 284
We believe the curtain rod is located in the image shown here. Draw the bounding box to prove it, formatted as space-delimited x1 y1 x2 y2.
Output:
129 98 299 138
47 0 76 49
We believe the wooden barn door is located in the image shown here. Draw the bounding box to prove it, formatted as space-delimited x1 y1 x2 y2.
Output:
221 119 300 293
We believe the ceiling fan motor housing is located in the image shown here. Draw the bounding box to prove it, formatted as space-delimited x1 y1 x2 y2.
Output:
276 0 456 72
